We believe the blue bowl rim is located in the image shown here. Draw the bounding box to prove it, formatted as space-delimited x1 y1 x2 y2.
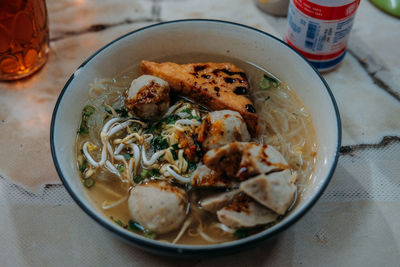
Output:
50 19 341 256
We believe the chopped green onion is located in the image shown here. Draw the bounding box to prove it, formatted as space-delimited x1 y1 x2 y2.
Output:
264 96 271 102
104 105 113 114
162 114 180 125
83 178 95 188
151 136 169 151
234 228 248 239
130 122 142 132
111 218 157 240
78 105 95 135
170 143 180 160
128 220 157 239
128 220 143 232
143 231 156 239
259 74 279 90
110 216 124 227
258 79 271 90
181 108 192 114
187 115 202 122
172 143 179 150
188 161 197 172
83 105 95 116
148 169 160 177
77 126 88 134
103 114 110 122
123 153 133 160
138 169 160 180
170 148 178 160
79 160 87 173
140 170 148 178
115 107 129 118
133 175 143 183
263 74 278 84
146 115 179 134
117 164 125 173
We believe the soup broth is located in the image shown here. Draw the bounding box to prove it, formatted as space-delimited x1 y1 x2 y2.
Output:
75 54 317 245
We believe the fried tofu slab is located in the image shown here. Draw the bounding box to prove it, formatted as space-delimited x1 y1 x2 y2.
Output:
140 60 258 135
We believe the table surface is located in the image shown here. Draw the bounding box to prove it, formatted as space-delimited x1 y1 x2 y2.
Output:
1 0 399 266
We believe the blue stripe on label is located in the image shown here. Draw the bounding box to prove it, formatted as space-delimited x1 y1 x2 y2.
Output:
308 51 347 70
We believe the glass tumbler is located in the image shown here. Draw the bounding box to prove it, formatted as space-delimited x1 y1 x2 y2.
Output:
0 0 49 80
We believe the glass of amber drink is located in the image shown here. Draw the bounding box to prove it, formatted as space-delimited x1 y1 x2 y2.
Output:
0 0 49 80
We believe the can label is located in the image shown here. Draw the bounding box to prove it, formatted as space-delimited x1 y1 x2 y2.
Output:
285 0 360 71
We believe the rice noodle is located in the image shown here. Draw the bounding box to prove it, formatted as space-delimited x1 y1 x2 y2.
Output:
251 82 317 184
198 230 220 243
172 216 193 244
175 119 201 126
163 101 184 117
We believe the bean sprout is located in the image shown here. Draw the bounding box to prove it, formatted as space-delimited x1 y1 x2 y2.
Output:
108 121 130 136
166 165 191 183
84 168 95 178
98 143 108 166
101 195 128 210
101 118 123 141
121 133 142 144
142 146 165 166
107 142 114 158
114 143 125 155
130 144 140 174
212 223 235 234
105 160 121 177
83 142 99 167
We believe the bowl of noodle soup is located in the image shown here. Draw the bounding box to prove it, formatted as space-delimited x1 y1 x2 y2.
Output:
51 20 340 256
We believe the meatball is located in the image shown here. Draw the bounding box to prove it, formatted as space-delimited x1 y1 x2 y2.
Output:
125 75 170 119
197 110 251 151
203 142 289 180
128 182 188 234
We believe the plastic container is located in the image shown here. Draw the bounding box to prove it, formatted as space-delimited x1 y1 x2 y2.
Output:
285 0 360 72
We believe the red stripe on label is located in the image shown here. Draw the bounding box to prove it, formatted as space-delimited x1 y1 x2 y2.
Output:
285 37 346 60
293 0 360 20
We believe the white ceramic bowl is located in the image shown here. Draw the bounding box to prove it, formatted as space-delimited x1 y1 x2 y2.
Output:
51 20 341 256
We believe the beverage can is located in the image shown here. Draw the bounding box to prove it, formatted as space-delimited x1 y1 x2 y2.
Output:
285 0 360 72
